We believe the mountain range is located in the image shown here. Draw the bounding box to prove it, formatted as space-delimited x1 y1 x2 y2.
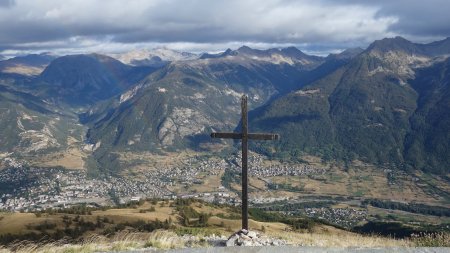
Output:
0 53 56 76
0 37 449 176
250 37 450 174
111 48 198 67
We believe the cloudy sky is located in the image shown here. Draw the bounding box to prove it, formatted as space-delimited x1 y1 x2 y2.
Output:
0 0 449 56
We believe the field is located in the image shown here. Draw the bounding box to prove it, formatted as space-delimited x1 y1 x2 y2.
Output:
254 159 449 205
116 150 205 174
161 153 449 207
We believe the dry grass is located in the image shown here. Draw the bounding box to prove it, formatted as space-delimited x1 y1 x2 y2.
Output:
92 204 173 222
249 177 267 191
0 213 56 235
1 200 447 252
34 146 86 170
2 210 444 252
116 150 204 176
279 231 411 247
266 161 448 205
143 230 187 249
260 223 415 248
0 228 425 253
189 172 225 193
24 133 88 170
191 204 227 216
410 232 450 247
207 216 290 233
0 231 185 253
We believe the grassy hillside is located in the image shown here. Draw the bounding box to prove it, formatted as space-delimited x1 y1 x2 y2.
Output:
2 199 448 252
0 83 86 158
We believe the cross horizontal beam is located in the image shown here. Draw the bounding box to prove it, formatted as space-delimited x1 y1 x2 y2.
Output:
211 132 279 140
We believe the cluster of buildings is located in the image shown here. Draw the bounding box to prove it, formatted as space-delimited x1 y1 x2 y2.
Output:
142 156 225 187
0 156 233 211
302 207 368 228
0 166 172 211
1 153 329 212
227 152 327 177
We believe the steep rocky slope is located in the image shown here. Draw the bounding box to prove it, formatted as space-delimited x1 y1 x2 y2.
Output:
249 37 450 174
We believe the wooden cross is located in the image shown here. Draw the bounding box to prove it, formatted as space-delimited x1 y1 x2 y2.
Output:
211 95 279 230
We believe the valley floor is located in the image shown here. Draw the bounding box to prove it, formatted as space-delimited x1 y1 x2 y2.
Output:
1 154 449 253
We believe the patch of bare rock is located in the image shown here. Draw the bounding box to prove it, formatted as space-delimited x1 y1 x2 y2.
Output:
225 229 286 247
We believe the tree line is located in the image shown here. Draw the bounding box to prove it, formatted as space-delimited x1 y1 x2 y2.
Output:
363 199 450 217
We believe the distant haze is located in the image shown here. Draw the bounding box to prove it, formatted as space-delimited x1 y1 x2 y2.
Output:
0 0 449 56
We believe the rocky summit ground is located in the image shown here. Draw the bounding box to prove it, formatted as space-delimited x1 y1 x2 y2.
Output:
225 229 286 247
110 230 448 253
115 246 450 253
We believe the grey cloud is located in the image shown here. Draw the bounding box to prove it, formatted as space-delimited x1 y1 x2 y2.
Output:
0 23 70 45
108 0 394 44
329 0 450 40
0 1 393 43
0 0 15 8
0 0 448 55
379 1 450 38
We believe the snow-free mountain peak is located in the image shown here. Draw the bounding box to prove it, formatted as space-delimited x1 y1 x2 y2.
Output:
111 48 198 67
0 53 57 76
37 53 156 106
200 45 323 66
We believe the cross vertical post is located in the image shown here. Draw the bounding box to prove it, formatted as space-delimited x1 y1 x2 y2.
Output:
210 95 279 231
241 95 249 230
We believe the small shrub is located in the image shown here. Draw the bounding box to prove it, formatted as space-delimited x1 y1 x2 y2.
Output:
411 232 450 247
144 241 161 248
175 227 215 237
